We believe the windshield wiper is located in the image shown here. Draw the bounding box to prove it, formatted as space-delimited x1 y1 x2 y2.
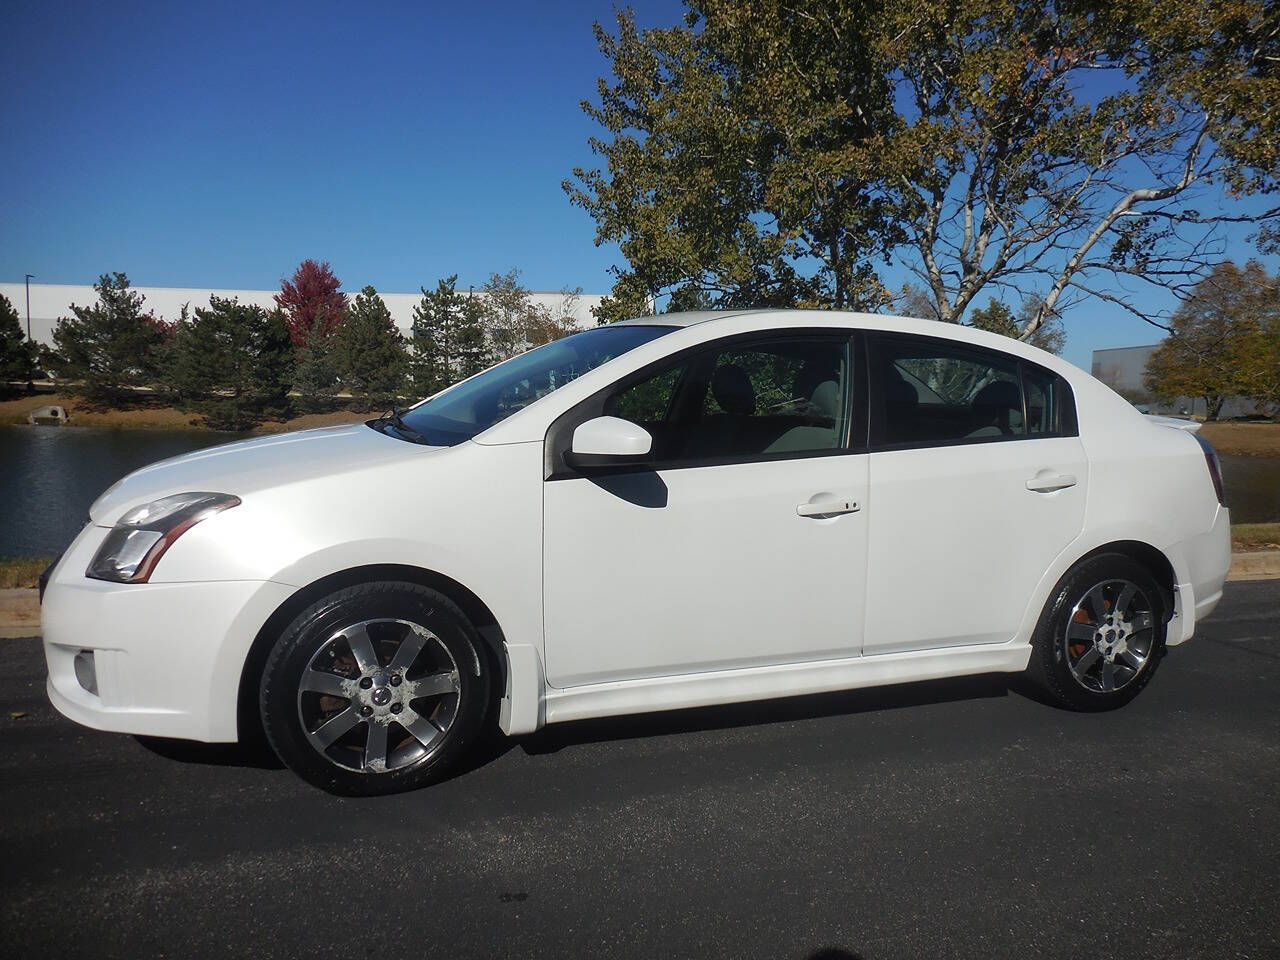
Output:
373 404 429 445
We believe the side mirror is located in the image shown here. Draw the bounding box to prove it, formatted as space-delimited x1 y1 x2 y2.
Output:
565 416 653 471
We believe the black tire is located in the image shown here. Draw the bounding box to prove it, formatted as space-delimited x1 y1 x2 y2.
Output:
1025 553 1167 711
260 581 491 796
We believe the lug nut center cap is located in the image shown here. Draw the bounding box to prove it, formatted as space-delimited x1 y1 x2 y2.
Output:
371 687 392 706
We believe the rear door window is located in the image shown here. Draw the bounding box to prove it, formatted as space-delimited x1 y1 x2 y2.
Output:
872 336 1027 447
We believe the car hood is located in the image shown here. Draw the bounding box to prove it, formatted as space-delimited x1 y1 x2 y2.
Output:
89 423 440 524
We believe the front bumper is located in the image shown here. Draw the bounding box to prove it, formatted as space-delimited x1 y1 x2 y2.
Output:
42 525 294 742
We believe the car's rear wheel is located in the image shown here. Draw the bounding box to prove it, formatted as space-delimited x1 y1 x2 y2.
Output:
260 581 491 795
1025 554 1167 711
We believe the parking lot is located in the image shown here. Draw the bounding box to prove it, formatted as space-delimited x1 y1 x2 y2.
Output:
1 579 1277 960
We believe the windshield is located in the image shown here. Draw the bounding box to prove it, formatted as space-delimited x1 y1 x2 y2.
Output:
392 324 675 445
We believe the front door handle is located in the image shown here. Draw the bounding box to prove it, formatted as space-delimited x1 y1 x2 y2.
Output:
797 498 860 518
1025 472 1077 493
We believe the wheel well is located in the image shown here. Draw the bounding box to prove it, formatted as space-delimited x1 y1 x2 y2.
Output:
235 564 508 744
1078 540 1177 621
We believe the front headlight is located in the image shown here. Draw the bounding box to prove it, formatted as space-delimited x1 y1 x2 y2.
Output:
86 492 241 583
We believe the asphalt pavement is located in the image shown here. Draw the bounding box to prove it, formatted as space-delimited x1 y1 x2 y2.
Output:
2 580 1278 960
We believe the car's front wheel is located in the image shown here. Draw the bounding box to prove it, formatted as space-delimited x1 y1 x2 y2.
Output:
260 581 492 795
1025 554 1167 711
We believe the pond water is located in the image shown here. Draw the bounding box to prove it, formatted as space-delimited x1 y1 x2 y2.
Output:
1219 455 1280 528
1 425 1277 558
0 426 242 557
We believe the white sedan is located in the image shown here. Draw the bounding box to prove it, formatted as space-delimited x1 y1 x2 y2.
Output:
41 310 1232 794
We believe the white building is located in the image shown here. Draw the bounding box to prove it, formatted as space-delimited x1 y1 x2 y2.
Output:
0 281 607 347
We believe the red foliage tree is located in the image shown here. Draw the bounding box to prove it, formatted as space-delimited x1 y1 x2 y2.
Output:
275 259 348 346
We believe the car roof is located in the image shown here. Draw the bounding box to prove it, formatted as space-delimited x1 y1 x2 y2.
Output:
614 308 1082 382
612 309 770 327
619 308 951 334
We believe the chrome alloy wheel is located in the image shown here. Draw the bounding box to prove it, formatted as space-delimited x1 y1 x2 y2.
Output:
1062 579 1156 694
295 618 461 774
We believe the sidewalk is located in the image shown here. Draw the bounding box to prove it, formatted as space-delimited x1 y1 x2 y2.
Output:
5 552 1278 637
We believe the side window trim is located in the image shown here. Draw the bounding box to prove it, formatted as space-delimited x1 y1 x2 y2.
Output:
545 327 864 481
1016 360 1033 436
866 330 1078 452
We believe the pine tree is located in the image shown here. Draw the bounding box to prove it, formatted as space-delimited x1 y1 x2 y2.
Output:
409 277 489 398
166 297 296 430
0 293 37 393
293 307 338 413
50 273 168 404
409 277 456 396
455 290 490 378
253 308 296 418
331 286 408 410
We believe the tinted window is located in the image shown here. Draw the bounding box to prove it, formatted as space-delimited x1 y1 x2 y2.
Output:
397 324 674 445
603 335 852 463
1023 367 1058 435
873 338 1025 446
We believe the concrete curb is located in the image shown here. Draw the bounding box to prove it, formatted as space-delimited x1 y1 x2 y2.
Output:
4 548 1278 638
1227 551 1280 582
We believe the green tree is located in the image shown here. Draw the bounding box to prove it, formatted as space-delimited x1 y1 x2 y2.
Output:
293 307 338 413
526 288 583 348
410 276 489 396
166 297 295 430
457 292 490 377
50 273 169 404
1144 261 1275 420
1236 265 1280 415
254 308 298 418
331 286 409 410
477 270 578 361
967 299 1066 356
1256 323 1280 417
570 2 1280 333
566 5 894 322
479 269 540 362
0 293 38 392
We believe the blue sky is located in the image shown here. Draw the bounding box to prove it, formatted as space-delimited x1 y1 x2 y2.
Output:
0 0 1271 370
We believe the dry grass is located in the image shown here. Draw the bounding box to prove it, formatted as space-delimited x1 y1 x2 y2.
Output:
253 410 369 433
1199 422 1280 458
1232 523 1280 551
0 392 196 430
0 392 370 434
0 557 52 590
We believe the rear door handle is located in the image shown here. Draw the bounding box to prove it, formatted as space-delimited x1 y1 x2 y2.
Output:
797 499 860 517
1025 473 1077 493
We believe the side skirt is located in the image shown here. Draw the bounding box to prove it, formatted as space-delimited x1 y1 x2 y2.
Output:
540 642 1033 727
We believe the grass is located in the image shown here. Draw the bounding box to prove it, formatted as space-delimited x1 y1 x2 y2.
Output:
1232 523 1280 551
1198 421 1280 458
0 557 52 590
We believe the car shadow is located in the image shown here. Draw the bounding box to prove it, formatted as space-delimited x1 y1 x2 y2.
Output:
134 734 285 770
518 672 1014 756
132 672 1019 775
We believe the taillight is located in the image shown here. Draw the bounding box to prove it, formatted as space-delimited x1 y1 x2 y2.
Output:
1193 433 1226 505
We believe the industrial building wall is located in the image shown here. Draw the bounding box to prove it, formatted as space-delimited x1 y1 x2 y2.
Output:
1090 344 1259 419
